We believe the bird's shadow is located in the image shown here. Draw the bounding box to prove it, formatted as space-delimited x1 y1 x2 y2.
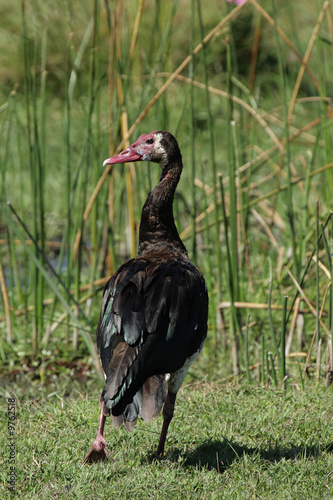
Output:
144 439 333 473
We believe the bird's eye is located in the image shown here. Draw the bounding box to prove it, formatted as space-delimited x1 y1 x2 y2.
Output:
146 138 154 144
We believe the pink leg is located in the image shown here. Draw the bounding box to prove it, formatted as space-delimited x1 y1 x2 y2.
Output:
156 392 177 456
83 401 111 464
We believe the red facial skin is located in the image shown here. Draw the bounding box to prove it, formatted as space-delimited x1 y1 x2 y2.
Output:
103 132 157 166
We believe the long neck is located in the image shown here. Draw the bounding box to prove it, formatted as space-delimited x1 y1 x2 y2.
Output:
138 159 187 256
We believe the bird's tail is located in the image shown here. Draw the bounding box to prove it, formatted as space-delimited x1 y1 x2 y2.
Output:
102 342 166 430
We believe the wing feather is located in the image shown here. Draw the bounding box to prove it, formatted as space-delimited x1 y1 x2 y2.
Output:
103 342 139 409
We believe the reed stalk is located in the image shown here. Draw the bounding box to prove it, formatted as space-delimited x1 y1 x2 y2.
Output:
245 313 251 383
280 296 288 388
0 259 12 343
21 0 40 352
220 174 240 374
299 133 319 273
189 0 196 259
330 215 333 382
268 259 281 367
261 331 265 385
226 50 239 309
1 91 24 310
269 352 278 388
315 202 321 381
271 0 298 279
196 0 221 294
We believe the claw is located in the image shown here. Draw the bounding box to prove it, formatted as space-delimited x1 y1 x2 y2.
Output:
83 434 111 464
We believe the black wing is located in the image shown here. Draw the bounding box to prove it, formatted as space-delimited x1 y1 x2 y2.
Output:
97 254 208 417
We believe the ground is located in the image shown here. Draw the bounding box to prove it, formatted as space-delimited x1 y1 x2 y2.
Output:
1 379 333 499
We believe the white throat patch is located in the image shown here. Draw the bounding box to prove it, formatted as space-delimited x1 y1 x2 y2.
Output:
153 132 168 168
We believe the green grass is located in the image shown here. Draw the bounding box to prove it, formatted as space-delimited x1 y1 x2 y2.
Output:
1 381 333 499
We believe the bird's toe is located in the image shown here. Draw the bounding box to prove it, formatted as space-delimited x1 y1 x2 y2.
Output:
83 437 111 465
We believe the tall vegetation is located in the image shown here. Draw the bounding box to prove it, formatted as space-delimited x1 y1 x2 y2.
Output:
0 0 333 389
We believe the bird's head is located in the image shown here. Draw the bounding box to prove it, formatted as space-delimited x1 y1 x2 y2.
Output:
103 131 181 180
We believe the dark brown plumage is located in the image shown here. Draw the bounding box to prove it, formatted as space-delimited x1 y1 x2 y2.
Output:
83 131 208 464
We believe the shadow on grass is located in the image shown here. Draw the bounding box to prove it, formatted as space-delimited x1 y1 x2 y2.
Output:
145 439 333 473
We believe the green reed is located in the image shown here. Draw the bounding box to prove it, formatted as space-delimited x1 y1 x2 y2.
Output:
271 0 298 279
1 0 333 387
